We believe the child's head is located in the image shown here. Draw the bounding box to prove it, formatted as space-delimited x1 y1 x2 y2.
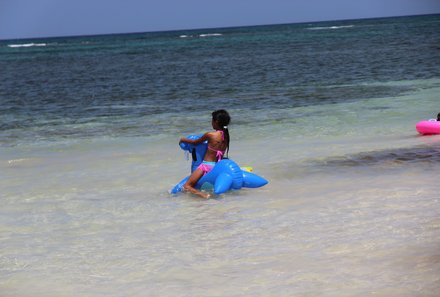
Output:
437 112 440 121
212 109 230 129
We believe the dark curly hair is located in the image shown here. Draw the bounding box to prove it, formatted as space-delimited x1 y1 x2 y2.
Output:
212 109 231 158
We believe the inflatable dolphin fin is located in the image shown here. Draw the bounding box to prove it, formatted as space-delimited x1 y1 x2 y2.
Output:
214 173 233 195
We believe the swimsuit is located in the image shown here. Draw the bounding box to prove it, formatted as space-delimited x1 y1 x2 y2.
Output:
208 130 226 161
208 146 225 161
197 130 226 174
197 161 216 174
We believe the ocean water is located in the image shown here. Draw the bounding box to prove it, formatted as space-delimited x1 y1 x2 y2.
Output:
1 14 440 297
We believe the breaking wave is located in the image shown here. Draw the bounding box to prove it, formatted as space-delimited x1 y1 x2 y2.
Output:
7 43 47 48
307 25 354 31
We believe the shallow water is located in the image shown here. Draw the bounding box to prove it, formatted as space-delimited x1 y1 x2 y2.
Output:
2 110 440 297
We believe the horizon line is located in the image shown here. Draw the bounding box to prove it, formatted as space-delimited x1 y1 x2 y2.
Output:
1 12 438 42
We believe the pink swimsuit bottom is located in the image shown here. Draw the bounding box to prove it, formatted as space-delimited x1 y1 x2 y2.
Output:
197 161 216 174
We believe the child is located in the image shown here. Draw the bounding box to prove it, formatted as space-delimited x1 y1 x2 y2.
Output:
179 109 231 198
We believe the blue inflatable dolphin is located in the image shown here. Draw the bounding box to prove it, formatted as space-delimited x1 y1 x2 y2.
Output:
170 135 268 195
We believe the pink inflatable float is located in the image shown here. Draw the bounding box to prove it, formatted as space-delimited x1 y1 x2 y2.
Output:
416 120 440 135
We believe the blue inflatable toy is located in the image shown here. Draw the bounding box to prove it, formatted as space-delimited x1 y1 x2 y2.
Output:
171 135 268 195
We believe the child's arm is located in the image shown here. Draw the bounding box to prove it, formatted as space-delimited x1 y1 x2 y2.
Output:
179 133 210 145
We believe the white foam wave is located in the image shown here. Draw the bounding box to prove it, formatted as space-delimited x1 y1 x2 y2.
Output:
179 33 222 38
307 25 354 31
199 33 222 37
7 43 47 48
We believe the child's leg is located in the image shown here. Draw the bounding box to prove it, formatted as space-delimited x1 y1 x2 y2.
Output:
183 168 211 199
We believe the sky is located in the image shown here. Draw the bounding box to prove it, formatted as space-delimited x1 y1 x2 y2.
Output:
1 0 440 40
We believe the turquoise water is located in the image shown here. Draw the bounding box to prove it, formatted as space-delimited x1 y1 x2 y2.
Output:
1 15 440 297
